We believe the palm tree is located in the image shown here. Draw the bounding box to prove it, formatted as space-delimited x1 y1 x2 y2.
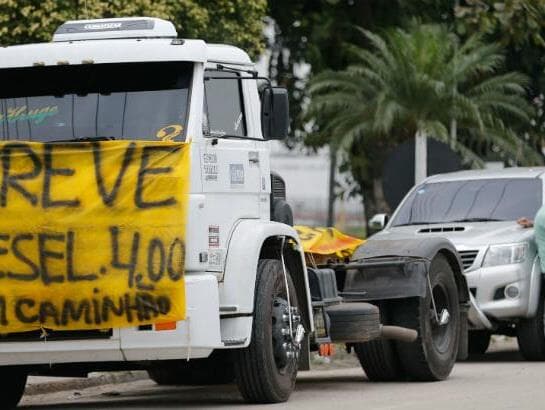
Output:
307 23 540 187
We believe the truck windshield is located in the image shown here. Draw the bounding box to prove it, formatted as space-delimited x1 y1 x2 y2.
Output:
392 178 543 226
0 62 192 142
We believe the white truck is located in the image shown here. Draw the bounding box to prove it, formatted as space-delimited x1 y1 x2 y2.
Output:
0 17 470 408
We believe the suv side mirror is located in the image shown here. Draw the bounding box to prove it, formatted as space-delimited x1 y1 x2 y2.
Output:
261 87 289 140
369 213 389 232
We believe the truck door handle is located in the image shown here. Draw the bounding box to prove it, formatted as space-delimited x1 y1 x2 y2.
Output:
249 151 260 164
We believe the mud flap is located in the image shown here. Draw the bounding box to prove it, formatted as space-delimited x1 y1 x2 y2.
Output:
457 302 469 360
298 336 311 371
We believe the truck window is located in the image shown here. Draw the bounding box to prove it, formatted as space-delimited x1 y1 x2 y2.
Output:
392 178 543 225
203 70 247 137
0 62 192 142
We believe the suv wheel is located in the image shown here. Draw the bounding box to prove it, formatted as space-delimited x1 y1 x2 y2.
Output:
517 289 545 361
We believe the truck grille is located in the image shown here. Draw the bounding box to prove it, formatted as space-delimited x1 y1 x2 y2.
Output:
270 172 286 200
458 250 479 271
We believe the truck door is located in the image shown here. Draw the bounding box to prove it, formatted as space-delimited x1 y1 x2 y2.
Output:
199 68 263 275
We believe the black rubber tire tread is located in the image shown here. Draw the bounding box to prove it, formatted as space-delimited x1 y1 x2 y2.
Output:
233 259 299 404
147 352 234 385
0 370 27 409
468 330 491 356
327 303 380 343
393 254 460 381
355 338 404 381
517 286 545 361
354 302 405 381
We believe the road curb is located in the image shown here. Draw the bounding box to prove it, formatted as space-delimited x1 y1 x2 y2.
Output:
24 371 149 396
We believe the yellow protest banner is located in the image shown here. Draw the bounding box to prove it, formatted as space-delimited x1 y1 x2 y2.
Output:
295 226 364 259
0 140 190 332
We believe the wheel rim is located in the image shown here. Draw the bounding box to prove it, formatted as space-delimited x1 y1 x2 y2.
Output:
429 282 452 354
271 295 300 375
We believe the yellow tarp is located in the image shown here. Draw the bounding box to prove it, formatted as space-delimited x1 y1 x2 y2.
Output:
295 226 364 258
0 140 189 332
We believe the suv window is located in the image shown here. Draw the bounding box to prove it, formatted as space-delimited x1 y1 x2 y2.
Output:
204 70 246 137
392 178 543 226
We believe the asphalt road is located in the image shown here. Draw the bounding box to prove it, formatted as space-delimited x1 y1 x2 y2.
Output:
20 339 545 410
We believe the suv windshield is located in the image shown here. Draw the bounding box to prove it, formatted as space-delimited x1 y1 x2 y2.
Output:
0 62 192 142
391 178 543 226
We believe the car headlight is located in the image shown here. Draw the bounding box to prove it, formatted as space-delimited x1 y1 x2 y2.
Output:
482 243 528 267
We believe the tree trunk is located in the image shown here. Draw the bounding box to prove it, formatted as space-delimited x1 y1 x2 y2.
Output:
363 177 391 232
414 129 427 184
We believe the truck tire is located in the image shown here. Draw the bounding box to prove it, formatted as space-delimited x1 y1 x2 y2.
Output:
354 339 403 381
517 289 545 361
468 330 491 356
0 370 27 409
234 259 300 403
394 254 460 381
353 302 405 381
148 351 234 385
326 303 380 342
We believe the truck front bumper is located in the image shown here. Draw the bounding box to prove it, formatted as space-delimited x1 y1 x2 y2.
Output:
0 274 224 367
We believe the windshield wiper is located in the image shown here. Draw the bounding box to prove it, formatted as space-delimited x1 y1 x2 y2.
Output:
205 133 264 142
50 136 117 143
393 221 445 227
445 218 503 223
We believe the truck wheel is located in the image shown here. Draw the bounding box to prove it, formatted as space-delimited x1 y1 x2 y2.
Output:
394 254 460 381
354 339 403 381
353 302 405 381
0 370 27 409
234 259 300 404
517 289 545 361
468 330 491 356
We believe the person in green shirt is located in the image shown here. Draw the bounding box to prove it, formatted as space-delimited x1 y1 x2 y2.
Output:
518 208 545 272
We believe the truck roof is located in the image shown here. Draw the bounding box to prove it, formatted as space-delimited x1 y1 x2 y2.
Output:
425 167 545 183
0 17 253 69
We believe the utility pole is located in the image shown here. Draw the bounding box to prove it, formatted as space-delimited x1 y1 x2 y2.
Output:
451 0 459 150
414 130 427 185
327 146 336 227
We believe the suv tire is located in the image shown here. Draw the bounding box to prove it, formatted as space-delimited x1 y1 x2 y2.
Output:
517 289 545 361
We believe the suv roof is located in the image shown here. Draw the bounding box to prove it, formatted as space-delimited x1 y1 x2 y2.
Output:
425 167 545 183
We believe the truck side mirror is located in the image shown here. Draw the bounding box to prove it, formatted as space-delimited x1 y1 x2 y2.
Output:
261 87 289 140
369 213 389 232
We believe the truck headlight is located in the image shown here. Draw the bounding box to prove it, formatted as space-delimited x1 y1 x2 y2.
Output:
482 243 527 267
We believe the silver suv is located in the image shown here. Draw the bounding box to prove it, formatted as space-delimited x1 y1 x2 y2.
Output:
370 167 545 360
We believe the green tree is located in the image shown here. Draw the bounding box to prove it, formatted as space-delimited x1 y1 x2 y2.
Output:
0 0 266 58
455 0 545 154
307 23 538 219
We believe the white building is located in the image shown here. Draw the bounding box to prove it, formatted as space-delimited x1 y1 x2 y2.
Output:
270 142 365 229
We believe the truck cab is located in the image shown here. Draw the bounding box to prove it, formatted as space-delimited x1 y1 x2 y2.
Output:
0 17 315 407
